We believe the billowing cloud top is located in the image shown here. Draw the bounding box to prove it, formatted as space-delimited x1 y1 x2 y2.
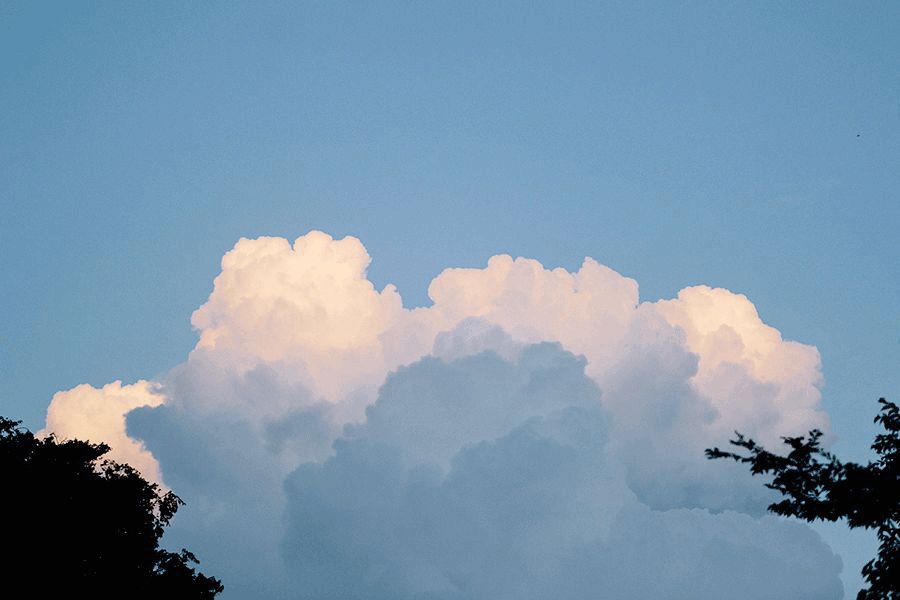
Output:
190 232 406 402
42 231 838 599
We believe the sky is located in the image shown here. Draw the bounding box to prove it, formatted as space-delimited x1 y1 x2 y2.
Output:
1 2 899 598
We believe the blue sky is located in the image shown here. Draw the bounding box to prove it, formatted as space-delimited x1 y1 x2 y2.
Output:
1 2 898 597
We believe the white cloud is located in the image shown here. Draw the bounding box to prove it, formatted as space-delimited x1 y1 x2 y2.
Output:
189 232 408 402
39 380 166 484
38 230 838 598
424 254 639 374
652 285 828 445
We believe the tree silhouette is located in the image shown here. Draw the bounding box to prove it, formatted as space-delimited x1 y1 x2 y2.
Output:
706 398 899 599
0 416 223 598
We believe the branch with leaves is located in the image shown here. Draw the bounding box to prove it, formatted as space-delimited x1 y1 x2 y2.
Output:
706 399 899 599
0 416 223 598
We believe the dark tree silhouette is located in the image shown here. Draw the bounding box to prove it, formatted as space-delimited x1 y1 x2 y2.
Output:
706 398 899 599
0 416 223 598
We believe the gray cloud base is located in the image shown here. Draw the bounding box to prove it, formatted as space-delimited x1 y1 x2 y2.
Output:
128 336 843 599
278 343 842 599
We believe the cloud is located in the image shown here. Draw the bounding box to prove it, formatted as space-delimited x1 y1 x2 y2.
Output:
652 285 827 445
39 380 165 483
128 397 296 599
424 254 639 375
188 232 409 404
570 505 842 600
282 344 842 599
37 230 838 598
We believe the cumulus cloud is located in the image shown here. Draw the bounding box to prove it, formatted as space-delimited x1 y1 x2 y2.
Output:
189 232 408 403
38 230 839 598
39 380 165 483
652 285 827 445
424 254 639 375
128 396 297 599
282 344 841 599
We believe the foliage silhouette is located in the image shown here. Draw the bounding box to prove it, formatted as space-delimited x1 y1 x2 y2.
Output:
0 416 223 598
706 398 899 599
